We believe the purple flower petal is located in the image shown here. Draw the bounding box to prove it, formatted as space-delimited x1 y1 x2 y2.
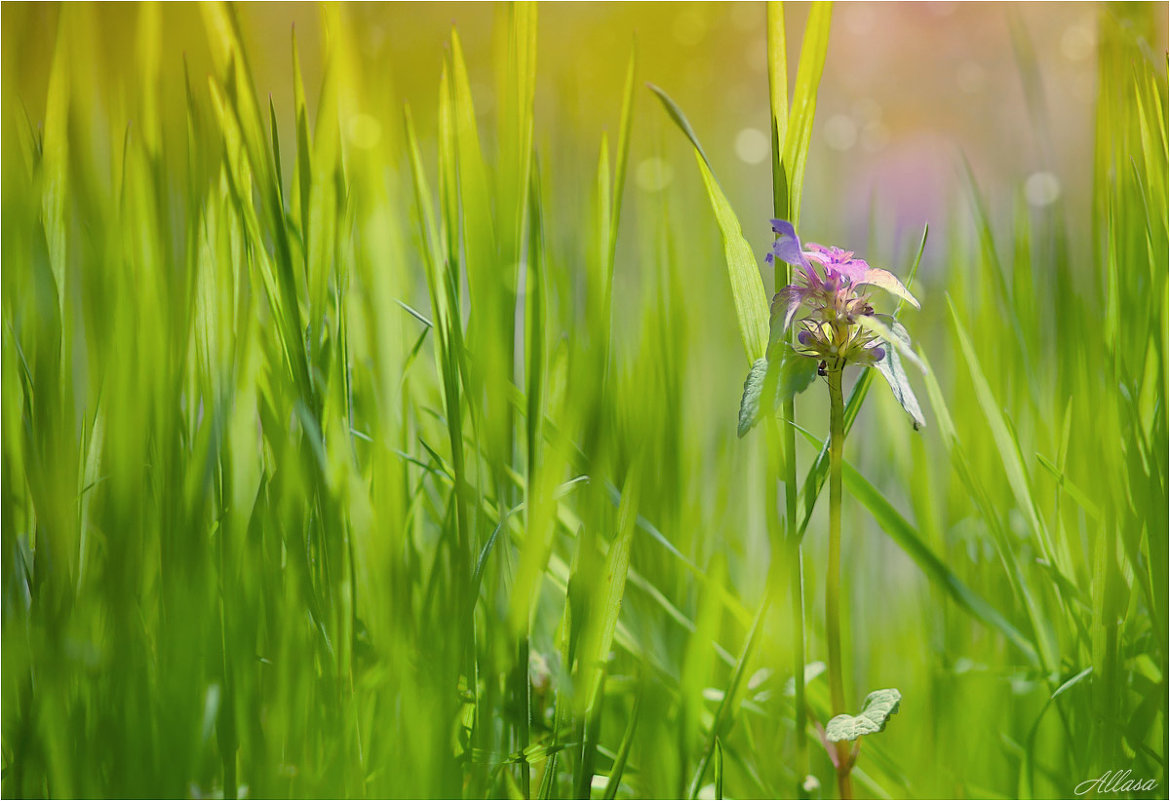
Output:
770 219 815 279
804 243 868 285
831 258 870 285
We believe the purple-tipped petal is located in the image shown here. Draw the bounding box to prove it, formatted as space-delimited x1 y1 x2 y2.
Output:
797 329 813 346
770 219 814 277
832 258 870 285
802 243 872 289
805 243 869 285
871 346 885 361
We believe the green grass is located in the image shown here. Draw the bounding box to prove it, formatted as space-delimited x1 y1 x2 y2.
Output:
2 3 1166 799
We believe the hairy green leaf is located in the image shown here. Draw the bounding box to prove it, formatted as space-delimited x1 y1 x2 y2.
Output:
825 688 902 742
856 314 924 372
738 359 769 439
737 350 819 438
868 318 926 429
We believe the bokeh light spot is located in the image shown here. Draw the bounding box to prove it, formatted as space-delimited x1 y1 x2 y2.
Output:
636 157 674 193
1025 171 1061 207
735 127 769 165
853 98 882 125
347 114 382 150
823 114 858 152
1061 23 1095 62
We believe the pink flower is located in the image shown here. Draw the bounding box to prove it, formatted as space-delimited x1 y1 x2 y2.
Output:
765 220 918 369
738 220 926 435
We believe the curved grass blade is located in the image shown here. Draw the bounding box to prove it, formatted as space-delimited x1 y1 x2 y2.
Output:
948 296 1054 561
574 474 641 796
647 83 710 167
650 84 769 362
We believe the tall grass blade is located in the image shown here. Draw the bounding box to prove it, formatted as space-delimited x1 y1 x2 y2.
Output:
650 85 769 362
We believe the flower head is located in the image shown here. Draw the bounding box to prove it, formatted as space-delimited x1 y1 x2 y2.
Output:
766 219 918 370
738 220 926 436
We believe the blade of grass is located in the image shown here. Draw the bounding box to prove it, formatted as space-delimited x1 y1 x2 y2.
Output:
780 1 831 228
574 472 640 797
766 1 789 222
602 693 641 799
649 85 769 362
948 297 1055 564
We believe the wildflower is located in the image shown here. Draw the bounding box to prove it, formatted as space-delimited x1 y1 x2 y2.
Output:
738 220 925 436
766 219 917 371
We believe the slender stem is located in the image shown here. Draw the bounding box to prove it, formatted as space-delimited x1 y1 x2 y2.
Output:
516 634 531 798
837 767 854 801
825 366 852 799
785 458 807 794
765 412 806 798
763 1 806 790
826 368 845 714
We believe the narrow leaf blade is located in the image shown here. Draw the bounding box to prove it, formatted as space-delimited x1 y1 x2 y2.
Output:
651 84 769 361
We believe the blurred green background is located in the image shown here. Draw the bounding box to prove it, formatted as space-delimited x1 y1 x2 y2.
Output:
2 2 1166 799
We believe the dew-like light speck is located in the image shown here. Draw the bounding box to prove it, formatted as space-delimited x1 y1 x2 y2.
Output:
636 157 674 193
735 127 770 165
347 114 382 150
1061 23 1095 62
1025 171 1062 207
823 114 858 152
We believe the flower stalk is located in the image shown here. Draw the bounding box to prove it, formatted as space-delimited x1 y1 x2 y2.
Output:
825 363 853 799
776 234 808 801
787 508 808 795
740 219 923 799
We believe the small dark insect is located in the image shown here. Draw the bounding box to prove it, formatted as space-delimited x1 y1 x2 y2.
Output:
818 359 828 377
